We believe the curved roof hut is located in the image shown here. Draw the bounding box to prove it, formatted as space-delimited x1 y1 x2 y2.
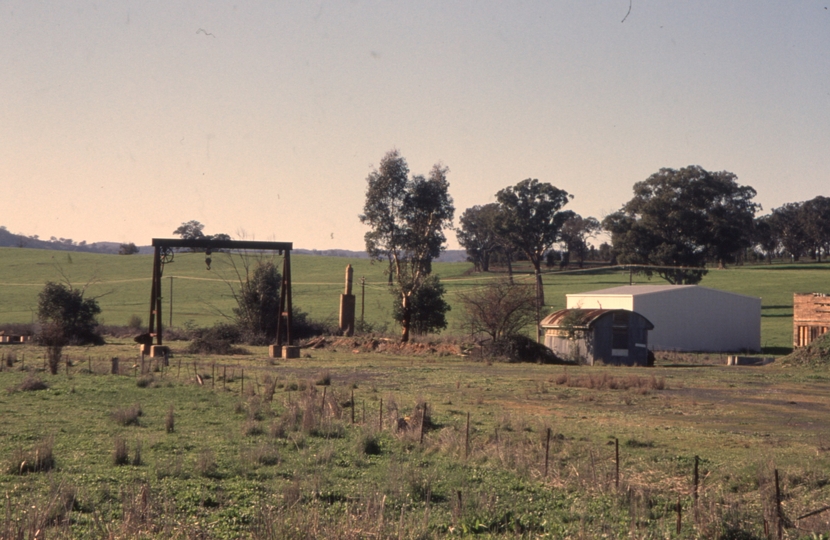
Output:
541 309 654 366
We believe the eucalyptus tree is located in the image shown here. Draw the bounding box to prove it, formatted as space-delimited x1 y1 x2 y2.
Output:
456 203 502 272
495 179 574 306
359 150 454 342
603 166 759 284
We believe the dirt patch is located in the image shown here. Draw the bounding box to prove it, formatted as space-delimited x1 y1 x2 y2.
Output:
300 336 465 357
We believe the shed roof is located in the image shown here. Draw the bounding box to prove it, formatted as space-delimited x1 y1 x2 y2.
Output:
540 309 654 330
567 284 758 301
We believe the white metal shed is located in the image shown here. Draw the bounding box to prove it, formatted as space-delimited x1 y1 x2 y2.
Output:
565 285 761 352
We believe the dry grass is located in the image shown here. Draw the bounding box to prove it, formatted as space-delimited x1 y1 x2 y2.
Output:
165 405 175 433
113 436 129 466
196 448 218 478
552 371 666 392
112 403 143 426
8 436 55 474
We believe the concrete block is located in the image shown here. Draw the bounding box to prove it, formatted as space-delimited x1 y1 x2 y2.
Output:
726 355 774 366
282 346 300 359
150 345 170 359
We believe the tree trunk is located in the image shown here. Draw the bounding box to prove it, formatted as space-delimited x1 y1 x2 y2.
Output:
534 261 545 308
506 253 514 284
481 251 490 272
400 294 411 343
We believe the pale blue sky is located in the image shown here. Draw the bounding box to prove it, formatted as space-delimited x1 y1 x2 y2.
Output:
2 1 828 250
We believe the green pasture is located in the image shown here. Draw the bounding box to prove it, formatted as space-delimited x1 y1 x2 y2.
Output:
2 341 830 537
1 247 830 352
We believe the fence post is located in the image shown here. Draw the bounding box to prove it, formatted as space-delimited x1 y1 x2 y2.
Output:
676 498 682 534
419 403 427 445
544 427 551 478
615 437 620 489
775 469 783 540
351 389 355 424
465 412 471 460
379 398 383 431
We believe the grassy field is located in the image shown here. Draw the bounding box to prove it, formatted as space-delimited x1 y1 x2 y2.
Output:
2 247 830 352
2 339 830 538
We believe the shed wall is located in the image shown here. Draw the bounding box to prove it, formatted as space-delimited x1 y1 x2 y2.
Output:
567 287 760 352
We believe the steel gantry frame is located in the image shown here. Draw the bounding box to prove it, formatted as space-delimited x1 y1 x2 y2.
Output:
147 238 294 347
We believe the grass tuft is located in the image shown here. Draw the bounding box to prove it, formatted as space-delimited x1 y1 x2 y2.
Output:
112 404 143 426
113 437 129 465
165 405 175 433
9 436 55 474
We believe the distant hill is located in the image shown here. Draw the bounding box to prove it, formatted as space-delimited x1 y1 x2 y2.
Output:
0 227 120 254
294 248 467 263
0 228 469 262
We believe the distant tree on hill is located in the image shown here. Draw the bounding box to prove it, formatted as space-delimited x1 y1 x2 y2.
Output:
173 220 206 240
118 243 139 255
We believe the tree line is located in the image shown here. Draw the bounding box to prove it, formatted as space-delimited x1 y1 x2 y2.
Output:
360 152 829 341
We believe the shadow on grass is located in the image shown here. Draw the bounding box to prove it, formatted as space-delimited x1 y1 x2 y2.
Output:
762 346 792 356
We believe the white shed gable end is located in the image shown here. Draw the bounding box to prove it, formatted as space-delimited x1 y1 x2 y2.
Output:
566 285 760 353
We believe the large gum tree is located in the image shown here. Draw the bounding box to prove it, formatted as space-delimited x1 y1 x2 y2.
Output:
359 149 454 342
496 179 574 308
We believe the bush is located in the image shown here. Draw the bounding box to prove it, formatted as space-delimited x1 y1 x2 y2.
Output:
391 275 451 336
127 315 143 329
9 376 49 392
37 281 103 346
485 334 570 364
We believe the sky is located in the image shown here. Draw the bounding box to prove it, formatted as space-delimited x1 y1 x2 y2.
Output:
2 1 829 251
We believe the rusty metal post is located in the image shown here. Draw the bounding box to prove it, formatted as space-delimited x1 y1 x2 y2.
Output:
148 247 160 344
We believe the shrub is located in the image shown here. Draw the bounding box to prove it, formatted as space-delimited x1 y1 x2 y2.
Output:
357 430 382 456
10 375 49 392
457 279 537 342
486 334 569 364
186 324 248 355
391 275 451 336
37 281 104 346
127 314 143 329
